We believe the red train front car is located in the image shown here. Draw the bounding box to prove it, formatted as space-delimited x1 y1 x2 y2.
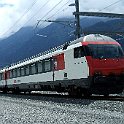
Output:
82 34 124 95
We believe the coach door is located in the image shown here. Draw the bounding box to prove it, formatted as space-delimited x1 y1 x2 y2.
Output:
64 47 89 80
74 46 89 78
52 53 65 81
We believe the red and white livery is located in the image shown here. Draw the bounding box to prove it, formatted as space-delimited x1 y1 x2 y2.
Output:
0 34 124 96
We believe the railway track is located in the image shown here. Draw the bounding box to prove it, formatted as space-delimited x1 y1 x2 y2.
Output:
0 91 123 102
84 95 124 101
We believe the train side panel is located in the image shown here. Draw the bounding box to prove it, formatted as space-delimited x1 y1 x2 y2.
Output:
64 48 89 80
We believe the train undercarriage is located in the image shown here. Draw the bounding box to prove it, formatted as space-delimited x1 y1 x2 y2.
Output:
0 75 124 97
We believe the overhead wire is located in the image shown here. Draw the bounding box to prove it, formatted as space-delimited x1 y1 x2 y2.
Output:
44 0 74 31
2 0 123 38
98 0 122 12
1 0 39 37
46 0 123 37
81 0 123 36
38 0 123 37
36 0 65 29
98 0 123 38
47 0 72 20
31 0 76 45
20 0 51 29
35 0 75 35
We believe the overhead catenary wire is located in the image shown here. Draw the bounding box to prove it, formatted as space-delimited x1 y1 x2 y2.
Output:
20 0 51 29
27 0 73 44
45 0 123 38
47 0 72 20
98 0 122 12
11 0 70 43
1 0 39 37
98 0 123 38
34 0 76 36
35 0 65 29
79 0 123 37
1 0 71 38
1 0 123 39
39 0 75 30
35 0 124 38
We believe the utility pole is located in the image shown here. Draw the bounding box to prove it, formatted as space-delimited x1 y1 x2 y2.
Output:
75 0 81 38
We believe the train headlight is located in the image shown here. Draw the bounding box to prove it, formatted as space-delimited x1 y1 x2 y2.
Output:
121 71 124 75
94 71 102 76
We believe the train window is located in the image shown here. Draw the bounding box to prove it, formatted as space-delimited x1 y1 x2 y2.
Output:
10 70 13 78
88 44 124 59
25 65 30 75
38 61 43 73
17 68 21 77
0 73 3 80
21 67 25 76
0 73 1 80
74 46 85 58
13 69 17 78
2 73 4 80
44 59 51 72
30 63 36 74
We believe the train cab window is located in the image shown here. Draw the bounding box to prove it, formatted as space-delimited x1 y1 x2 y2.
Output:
25 65 30 75
30 63 37 75
44 59 51 72
17 68 21 77
88 44 124 59
21 67 25 76
38 61 43 73
74 46 85 58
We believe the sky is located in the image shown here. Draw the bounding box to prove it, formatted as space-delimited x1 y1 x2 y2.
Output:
0 0 124 38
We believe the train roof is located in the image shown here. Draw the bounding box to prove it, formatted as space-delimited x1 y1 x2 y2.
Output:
83 34 116 42
69 34 116 45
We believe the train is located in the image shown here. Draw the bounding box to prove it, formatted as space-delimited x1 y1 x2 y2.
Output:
0 34 124 97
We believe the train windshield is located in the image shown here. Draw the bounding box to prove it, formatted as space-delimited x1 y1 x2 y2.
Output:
88 44 124 59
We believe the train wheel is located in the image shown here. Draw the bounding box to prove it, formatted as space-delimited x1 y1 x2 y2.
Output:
3 89 7 94
76 88 82 98
83 90 91 97
68 86 82 98
28 91 31 94
2 86 8 93
68 89 75 97
12 87 20 94
104 94 109 97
